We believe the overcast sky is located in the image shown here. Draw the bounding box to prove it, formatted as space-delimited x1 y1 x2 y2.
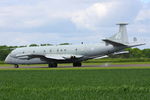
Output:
0 0 149 49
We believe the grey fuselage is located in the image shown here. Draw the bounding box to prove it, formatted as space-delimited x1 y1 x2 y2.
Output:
5 41 125 65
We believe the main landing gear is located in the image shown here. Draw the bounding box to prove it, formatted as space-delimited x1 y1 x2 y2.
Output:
48 63 58 68
73 62 82 67
14 64 19 68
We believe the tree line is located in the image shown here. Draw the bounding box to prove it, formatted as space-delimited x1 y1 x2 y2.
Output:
110 48 150 58
0 45 149 61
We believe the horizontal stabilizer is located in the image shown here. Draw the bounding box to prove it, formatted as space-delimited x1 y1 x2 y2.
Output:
112 51 129 55
93 51 129 59
103 39 127 46
94 55 108 59
127 42 146 47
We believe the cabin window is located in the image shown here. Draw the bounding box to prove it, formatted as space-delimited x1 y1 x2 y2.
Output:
33 51 35 53
50 50 52 52
22 52 24 54
75 48 78 51
64 49 66 51
60 49 63 52
57 49 59 52
44 50 46 53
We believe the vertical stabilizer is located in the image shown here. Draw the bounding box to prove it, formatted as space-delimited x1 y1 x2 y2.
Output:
109 23 129 44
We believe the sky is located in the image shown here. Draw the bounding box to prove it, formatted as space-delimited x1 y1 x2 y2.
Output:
0 0 149 49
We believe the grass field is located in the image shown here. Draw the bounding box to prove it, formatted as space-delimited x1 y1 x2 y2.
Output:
0 67 150 100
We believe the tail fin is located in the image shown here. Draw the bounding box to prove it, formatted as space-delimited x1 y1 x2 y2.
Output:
109 23 129 44
103 23 145 47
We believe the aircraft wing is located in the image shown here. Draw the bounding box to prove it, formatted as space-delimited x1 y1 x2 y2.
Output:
127 42 145 47
92 51 129 59
45 54 83 60
94 55 109 59
103 39 145 47
16 53 83 60
112 51 129 55
45 54 65 60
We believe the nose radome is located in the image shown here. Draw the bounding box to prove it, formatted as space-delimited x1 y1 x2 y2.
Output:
5 56 8 64
5 55 11 64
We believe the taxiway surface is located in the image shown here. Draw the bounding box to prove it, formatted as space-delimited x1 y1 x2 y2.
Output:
0 64 150 68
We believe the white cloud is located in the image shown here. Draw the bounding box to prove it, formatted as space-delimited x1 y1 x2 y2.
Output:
0 0 103 29
71 0 141 30
0 32 61 46
0 31 106 46
0 1 73 29
136 9 150 21
132 2 150 33
0 0 149 49
71 1 118 30
135 3 150 23
0 5 46 28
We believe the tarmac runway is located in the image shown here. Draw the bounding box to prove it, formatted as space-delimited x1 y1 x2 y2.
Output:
0 64 150 68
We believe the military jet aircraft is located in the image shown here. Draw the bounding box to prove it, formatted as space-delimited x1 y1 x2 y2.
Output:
5 23 145 68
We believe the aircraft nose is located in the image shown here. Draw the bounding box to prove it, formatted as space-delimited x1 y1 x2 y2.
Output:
5 55 11 64
5 56 8 64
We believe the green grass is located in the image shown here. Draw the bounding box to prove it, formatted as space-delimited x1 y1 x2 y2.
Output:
0 68 150 100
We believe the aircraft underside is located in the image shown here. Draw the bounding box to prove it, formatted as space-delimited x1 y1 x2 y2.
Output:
13 57 87 68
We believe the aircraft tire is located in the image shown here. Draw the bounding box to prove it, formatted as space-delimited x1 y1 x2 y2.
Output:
14 64 19 68
48 63 58 68
53 63 57 68
73 62 82 67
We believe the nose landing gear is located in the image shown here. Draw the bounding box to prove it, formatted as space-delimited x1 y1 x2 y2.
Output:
14 64 19 68
48 63 58 68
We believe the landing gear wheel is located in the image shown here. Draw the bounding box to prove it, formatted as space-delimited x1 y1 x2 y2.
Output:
73 62 82 67
14 64 19 68
48 63 58 68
